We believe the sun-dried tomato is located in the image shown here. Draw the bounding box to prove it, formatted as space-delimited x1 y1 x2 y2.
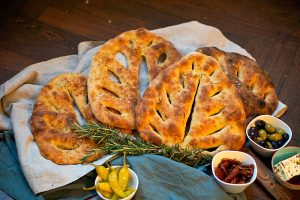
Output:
224 166 240 182
214 158 254 184
215 165 226 180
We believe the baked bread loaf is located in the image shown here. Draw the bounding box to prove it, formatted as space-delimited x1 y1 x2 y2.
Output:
197 47 278 117
31 73 102 164
88 28 181 130
136 52 246 151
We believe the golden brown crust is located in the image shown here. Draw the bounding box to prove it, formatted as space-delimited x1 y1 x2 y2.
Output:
88 28 181 129
30 73 102 165
197 47 278 117
136 52 246 150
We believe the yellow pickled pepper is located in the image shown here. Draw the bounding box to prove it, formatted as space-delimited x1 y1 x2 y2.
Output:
95 183 113 198
118 153 130 191
108 169 126 198
91 164 109 181
98 182 113 193
124 187 135 197
111 193 120 200
82 185 96 191
99 190 113 199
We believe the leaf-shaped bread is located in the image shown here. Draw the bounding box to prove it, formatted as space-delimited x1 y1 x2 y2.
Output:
136 52 246 151
197 47 278 117
88 28 181 129
31 73 102 164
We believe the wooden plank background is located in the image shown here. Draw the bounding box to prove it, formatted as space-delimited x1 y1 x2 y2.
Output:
0 0 299 199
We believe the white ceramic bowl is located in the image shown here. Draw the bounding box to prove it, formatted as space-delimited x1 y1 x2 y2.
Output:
271 146 300 190
95 166 139 200
212 151 257 193
246 115 292 157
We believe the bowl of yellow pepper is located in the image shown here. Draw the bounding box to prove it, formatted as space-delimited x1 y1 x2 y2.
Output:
84 154 139 200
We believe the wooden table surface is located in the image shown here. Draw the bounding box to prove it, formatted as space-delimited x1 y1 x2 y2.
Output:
0 0 299 199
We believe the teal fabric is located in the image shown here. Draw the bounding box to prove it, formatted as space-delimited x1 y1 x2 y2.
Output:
0 131 43 200
111 155 246 200
0 131 97 200
41 171 98 200
0 131 246 200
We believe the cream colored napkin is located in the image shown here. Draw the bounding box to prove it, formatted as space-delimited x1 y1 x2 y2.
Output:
0 21 287 194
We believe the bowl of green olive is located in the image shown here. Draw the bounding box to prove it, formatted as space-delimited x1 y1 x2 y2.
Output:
246 115 292 157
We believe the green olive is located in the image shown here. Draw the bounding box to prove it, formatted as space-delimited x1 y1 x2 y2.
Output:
267 141 273 149
276 128 286 135
258 129 267 140
268 133 283 141
256 137 263 142
265 123 275 133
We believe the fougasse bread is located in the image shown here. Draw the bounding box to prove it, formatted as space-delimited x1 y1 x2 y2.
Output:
88 28 181 130
136 52 246 152
30 73 102 164
197 47 278 117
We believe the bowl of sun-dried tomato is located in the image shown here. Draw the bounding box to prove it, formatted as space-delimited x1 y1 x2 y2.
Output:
212 151 257 193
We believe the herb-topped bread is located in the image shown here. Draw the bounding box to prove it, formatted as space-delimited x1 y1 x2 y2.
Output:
197 47 278 117
30 73 102 164
136 52 246 151
88 28 181 130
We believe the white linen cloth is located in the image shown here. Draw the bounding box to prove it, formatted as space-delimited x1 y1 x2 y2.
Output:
0 21 287 194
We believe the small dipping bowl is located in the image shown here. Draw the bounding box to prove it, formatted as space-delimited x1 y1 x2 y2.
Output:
212 151 257 193
272 146 300 190
95 166 139 200
246 115 292 157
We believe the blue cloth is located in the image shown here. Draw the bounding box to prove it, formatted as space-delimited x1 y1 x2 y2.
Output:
111 155 246 200
0 131 97 200
0 131 246 200
0 131 43 200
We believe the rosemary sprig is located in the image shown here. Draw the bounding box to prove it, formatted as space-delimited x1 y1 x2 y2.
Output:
73 123 212 167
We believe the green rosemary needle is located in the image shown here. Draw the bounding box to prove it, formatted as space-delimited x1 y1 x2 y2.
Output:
73 122 212 167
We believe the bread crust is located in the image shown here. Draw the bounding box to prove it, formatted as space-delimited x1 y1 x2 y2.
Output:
30 73 102 164
197 47 278 117
136 52 246 151
88 28 181 129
